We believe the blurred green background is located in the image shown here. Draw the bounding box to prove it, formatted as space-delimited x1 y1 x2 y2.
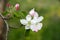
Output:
5 0 60 40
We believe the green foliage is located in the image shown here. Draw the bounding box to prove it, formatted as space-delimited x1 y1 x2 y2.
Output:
3 0 60 40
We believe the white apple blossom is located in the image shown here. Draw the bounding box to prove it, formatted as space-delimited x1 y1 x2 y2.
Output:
20 8 44 32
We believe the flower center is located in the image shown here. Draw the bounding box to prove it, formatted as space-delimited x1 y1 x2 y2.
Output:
28 21 31 25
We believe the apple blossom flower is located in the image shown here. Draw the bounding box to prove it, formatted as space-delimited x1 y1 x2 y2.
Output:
15 3 19 10
20 8 44 32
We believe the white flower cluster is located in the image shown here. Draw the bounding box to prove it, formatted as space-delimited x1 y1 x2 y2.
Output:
20 8 44 32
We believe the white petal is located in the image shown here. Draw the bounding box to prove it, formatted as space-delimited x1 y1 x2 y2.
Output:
20 19 28 25
30 24 38 32
30 25 35 31
26 15 32 21
34 12 38 18
30 23 42 31
29 8 35 16
37 16 44 22
29 8 38 17
31 17 39 24
37 23 42 30
25 25 30 29
31 19 37 24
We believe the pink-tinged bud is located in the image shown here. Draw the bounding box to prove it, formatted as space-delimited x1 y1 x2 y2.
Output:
6 3 11 7
15 4 19 10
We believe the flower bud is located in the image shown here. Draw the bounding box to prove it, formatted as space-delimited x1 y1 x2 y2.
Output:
15 4 19 10
6 3 11 7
